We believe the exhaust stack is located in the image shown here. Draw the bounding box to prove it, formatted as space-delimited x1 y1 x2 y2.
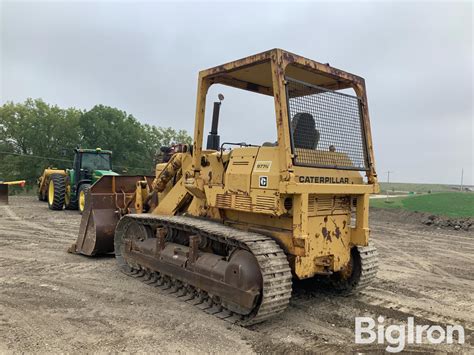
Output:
206 94 224 150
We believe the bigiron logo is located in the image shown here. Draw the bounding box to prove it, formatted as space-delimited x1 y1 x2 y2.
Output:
298 176 349 184
355 316 465 353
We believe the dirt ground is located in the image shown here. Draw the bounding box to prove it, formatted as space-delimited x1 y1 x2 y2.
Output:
1 196 473 353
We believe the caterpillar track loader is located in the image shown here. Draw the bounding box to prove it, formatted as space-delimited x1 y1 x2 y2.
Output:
70 49 379 325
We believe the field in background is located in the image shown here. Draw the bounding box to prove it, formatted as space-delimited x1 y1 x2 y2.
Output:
371 192 474 217
378 182 467 194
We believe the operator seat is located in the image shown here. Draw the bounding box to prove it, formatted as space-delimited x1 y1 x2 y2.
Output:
291 113 320 149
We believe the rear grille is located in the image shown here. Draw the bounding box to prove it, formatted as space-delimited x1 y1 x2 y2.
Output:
309 195 350 215
317 196 334 212
334 197 351 211
254 195 277 213
308 195 317 214
234 195 252 211
216 194 231 209
215 193 277 214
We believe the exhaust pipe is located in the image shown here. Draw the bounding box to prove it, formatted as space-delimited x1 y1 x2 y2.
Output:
206 94 224 150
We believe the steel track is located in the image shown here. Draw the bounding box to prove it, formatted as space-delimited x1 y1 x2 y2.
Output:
357 242 379 289
115 214 293 326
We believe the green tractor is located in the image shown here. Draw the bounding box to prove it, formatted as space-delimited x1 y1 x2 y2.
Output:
38 148 118 212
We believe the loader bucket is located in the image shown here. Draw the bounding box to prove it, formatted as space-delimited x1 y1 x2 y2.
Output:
0 184 8 205
69 175 154 256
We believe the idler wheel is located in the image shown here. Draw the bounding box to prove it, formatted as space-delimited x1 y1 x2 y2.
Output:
115 219 153 272
223 250 263 314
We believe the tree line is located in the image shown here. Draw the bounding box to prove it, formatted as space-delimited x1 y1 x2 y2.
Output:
0 98 192 190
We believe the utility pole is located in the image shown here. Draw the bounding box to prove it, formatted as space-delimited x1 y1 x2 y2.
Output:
460 168 464 192
385 171 394 201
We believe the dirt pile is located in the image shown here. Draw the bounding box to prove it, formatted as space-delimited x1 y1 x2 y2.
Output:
371 208 473 232
421 215 472 231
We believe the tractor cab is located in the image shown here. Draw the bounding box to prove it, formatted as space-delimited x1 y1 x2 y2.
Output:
73 148 113 180
68 148 118 212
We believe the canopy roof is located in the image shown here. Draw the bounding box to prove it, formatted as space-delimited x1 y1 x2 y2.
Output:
200 48 364 96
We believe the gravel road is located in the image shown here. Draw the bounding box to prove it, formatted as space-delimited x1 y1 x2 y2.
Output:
1 196 472 353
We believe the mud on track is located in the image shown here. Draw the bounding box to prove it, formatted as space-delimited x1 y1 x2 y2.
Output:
1 196 473 353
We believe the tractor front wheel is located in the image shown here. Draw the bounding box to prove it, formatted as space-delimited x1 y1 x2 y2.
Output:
38 179 47 201
64 185 78 210
78 183 91 214
48 174 66 210
38 189 46 202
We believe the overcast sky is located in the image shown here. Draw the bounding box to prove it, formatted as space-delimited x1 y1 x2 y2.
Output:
1 0 472 185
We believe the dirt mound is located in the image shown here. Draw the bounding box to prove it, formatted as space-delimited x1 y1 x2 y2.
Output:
420 214 473 231
370 208 473 232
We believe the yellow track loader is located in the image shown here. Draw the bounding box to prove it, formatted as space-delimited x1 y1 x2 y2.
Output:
70 49 379 325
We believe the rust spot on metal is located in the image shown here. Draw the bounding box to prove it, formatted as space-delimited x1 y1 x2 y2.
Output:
282 52 296 64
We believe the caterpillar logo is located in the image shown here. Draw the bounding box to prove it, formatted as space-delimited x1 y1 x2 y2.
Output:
299 176 349 184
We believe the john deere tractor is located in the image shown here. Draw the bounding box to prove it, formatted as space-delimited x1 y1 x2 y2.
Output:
37 148 118 212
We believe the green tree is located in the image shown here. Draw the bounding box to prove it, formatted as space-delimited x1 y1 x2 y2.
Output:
79 105 192 173
0 99 192 189
142 124 193 166
79 105 150 173
0 99 81 186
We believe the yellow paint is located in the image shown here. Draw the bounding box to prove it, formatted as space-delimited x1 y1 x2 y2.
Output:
1 180 25 186
65 185 71 206
48 181 55 205
79 190 86 212
97 49 379 280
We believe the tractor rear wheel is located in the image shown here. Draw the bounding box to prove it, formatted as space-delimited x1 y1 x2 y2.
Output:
48 174 66 210
78 183 91 214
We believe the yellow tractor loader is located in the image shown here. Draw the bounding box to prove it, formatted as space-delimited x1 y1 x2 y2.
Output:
70 49 379 325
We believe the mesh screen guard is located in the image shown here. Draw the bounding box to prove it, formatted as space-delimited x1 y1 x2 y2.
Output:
286 78 369 171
